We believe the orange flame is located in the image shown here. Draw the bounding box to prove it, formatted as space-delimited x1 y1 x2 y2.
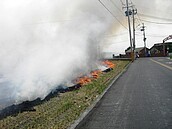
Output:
91 70 102 79
102 60 115 68
76 76 92 85
74 60 115 86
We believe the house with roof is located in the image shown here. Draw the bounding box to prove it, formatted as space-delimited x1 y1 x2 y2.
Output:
150 42 172 57
125 47 149 57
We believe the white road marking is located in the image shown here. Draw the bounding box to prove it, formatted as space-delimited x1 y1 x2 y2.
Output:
166 62 172 64
150 59 172 71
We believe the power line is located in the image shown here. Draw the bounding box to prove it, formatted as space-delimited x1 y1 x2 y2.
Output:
105 32 128 37
129 0 134 5
135 18 141 27
138 13 172 21
110 0 124 15
107 37 144 46
146 35 166 38
128 1 142 25
136 13 142 24
119 0 125 5
109 0 129 28
138 19 172 25
98 0 128 30
105 40 129 44
112 40 129 44
136 33 166 38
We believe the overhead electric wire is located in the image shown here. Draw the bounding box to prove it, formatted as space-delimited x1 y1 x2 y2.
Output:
108 37 144 45
129 0 134 6
136 13 143 24
129 0 133 3
119 0 125 5
128 1 143 24
138 19 172 25
110 0 129 26
138 13 172 21
105 32 128 37
110 0 124 15
105 40 129 44
135 33 166 38
146 35 166 38
122 0 143 27
112 40 129 44
98 0 128 30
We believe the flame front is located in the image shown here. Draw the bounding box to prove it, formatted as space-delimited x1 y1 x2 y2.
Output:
74 60 115 86
102 60 116 69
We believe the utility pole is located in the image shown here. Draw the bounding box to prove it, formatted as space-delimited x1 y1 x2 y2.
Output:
163 40 166 56
132 9 137 53
125 0 133 61
141 23 147 57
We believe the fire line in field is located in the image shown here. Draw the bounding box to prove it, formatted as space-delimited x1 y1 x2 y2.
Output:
74 60 116 86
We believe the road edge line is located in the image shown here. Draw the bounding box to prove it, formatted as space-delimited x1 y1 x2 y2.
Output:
150 59 172 70
68 62 131 129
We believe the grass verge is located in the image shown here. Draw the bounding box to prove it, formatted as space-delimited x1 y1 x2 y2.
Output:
0 60 130 129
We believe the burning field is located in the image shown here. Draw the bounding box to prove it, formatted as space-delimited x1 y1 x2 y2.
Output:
0 0 130 128
0 60 116 116
74 60 115 86
0 0 114 107
0 60 129 129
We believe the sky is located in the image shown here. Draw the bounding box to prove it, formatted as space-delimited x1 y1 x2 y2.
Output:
102 0 172 54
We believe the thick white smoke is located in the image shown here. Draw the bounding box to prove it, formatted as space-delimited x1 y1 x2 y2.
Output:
0 0 113 104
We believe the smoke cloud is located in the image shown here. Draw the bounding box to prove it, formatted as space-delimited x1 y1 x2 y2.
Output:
0 0 113 105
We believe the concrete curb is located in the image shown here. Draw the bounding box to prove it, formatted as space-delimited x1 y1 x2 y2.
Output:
68 62 132 129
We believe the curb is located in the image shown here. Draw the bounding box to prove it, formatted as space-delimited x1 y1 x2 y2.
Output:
68 62 131 129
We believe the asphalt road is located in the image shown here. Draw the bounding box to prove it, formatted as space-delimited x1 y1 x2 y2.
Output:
75 57 172 129
151 57 172 68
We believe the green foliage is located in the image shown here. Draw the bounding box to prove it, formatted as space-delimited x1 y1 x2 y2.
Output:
0 61 129 129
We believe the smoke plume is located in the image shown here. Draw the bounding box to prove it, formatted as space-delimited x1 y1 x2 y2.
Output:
0 0 113 105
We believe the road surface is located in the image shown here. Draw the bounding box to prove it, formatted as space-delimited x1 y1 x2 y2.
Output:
75 57 172 129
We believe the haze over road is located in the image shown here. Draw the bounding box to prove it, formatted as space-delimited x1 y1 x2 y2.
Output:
76 57 172 129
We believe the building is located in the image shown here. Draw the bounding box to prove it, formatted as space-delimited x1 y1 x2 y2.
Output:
125 47 149 57
150 42 172 57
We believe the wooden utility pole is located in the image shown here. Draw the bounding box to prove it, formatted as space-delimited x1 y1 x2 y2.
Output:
132 9 137 53
125 0 133 61
141 23 147 57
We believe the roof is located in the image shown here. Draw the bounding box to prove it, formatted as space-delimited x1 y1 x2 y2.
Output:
125 47 145 53
153 42 172 46
150 42 172 51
